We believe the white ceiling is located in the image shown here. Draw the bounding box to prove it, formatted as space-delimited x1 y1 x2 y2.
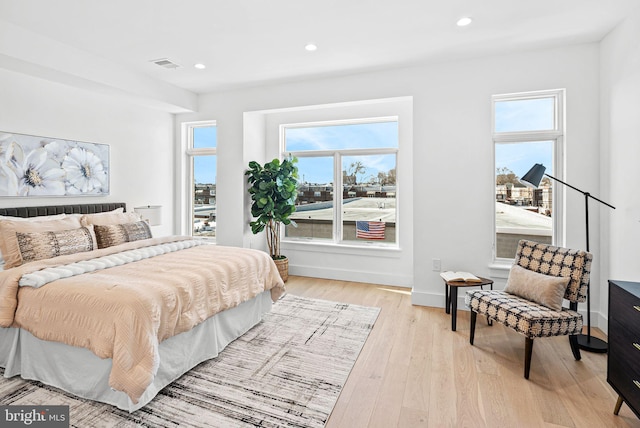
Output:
0 0 637 97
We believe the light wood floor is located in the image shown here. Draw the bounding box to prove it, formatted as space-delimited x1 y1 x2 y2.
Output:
285 276 640 428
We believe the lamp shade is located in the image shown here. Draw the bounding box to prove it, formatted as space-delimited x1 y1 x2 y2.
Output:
134 205 162 226
520 163 546 188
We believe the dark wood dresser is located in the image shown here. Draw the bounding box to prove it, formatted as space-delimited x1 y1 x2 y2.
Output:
608 280 640 419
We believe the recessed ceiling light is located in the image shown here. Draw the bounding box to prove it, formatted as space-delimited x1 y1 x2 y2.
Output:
457 17 472 27
194 63 206 69
305 43 317 52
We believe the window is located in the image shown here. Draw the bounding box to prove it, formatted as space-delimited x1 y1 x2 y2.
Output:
185 122 217 238
493 90 564 259
283 118 398 246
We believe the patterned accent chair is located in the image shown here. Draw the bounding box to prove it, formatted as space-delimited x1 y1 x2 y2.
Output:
465 240 592 379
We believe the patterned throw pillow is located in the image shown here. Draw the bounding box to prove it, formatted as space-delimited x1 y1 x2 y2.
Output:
0 216 83 269
504 264 570 311
17 226 97 264
94 221 152 249
0 214 68 267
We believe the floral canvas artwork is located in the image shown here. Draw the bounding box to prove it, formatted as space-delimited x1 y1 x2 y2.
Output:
0 131 109 197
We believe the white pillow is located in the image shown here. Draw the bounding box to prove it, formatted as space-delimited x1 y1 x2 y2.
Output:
80 208 141 226
0 214 67 221
504 264 570 311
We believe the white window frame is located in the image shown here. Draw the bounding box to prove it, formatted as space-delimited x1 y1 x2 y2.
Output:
181 120 217 239
492 89 565 262
282 116 399 248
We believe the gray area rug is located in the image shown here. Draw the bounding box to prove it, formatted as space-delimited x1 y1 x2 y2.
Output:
0 294 380 427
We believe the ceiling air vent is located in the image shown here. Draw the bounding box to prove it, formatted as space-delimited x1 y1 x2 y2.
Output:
150 58 181 69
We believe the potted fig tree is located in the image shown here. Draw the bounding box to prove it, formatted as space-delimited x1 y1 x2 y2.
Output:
245 157 298 281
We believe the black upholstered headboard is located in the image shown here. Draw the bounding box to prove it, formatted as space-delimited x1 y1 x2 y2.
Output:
0 202 127 218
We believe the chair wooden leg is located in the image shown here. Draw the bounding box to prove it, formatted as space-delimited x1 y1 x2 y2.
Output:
569 334 581 360
470 311 477 345
524 338 534 379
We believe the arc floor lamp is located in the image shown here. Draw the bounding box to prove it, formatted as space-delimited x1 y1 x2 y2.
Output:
520 163 615 353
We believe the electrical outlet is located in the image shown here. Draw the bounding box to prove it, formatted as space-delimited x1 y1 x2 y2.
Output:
432 258 441 271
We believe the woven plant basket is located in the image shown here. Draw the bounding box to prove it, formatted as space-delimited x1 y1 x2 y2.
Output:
274 257 289 282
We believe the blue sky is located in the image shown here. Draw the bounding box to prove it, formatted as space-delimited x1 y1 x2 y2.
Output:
194 156 216 185
494 96 556 178
193 126 217 184
494 97 554 133
194 97 555 185
193 126 217 149
496 141 553 178
286 121 398 184
193 121 399 185
286 121 398 151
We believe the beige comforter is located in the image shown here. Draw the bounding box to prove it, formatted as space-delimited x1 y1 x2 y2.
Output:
0 236 285 403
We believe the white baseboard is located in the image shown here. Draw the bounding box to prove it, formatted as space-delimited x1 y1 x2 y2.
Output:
289 264 412 288
411 289 447 308
592 310 608 335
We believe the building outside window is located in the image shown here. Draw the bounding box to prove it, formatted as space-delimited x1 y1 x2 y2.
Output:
185 121 217 238
283 118 398 246
493 89 564 259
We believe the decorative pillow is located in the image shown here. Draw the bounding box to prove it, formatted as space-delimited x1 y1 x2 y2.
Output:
94 221 152 249
0 213 66 222
0 214 67 266
16 226 97 264
504 264 570 311
80 208 141 227
0 216 83 269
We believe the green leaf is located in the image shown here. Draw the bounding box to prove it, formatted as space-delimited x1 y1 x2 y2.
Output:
246 157 298 246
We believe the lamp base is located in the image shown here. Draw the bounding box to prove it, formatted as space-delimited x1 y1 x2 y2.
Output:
576 334 608 353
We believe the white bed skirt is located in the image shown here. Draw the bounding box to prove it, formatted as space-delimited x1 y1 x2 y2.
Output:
0 290 273 412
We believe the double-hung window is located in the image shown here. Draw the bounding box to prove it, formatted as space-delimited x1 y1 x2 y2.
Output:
184 121 217 238
283 118 398 246
493 89 564 260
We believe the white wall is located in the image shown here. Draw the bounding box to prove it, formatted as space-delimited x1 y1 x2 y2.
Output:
176 43 603 320
177 93 414 287
409 45 601 311
261 97 413 286
0 19 197 113
599 6 640 331
0 35 612 326
0 16 618 328
0 68 176 237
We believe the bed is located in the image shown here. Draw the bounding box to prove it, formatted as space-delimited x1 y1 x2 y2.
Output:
0 203 285 412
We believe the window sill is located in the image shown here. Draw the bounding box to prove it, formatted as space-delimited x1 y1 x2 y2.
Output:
489 261 512 279
192 236 216 244
282 240 402 258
